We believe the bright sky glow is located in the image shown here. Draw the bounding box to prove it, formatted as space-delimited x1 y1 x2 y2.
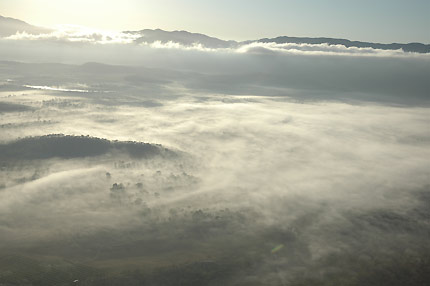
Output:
2 0 430 43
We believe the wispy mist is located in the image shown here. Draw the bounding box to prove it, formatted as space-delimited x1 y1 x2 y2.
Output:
0 19 429 286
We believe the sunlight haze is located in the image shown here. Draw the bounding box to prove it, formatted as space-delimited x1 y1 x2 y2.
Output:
2 0 430 42
0 1 429 285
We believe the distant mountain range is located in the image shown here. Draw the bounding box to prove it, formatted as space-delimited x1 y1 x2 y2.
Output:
1 15 429 53
0 15 52 37
124 29 238 49
252 36 430 54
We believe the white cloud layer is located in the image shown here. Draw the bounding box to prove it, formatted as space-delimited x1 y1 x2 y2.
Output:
0 25 429 282
5 24 140 44
3 25 429 58
236 42 426 57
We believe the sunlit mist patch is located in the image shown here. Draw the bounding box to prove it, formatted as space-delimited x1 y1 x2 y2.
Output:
23 85 112 93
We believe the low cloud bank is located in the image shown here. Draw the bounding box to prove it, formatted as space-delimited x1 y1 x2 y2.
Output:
5 25 139 44
0 91 429 284
0 23 429 285
236 41 424 57
3 25 430 58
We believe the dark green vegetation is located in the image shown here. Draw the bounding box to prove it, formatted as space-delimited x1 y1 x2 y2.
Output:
1 192 429 285
0 135 173 161
0 132 429 285
0 102 33 113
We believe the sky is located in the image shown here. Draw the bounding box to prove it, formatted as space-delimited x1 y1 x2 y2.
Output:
1 0 430 43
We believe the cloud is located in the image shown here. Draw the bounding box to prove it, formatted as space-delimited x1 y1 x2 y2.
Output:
138 39 430 58
0 90 429 285
145 40 218 52
3 25 430 58
236 41 430 58
0 31 429 283
5 24 140 44
23 84 92 93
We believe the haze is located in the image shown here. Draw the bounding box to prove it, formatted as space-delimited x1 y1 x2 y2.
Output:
2 0 430 43
0 5 429 286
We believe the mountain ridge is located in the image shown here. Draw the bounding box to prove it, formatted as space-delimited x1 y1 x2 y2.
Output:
1 15 429 53
125 28 430 53
0 15 52 37
251 36 430 53
124 28 238 48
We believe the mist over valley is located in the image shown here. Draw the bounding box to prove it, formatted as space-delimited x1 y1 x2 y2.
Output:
0 12 429 286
